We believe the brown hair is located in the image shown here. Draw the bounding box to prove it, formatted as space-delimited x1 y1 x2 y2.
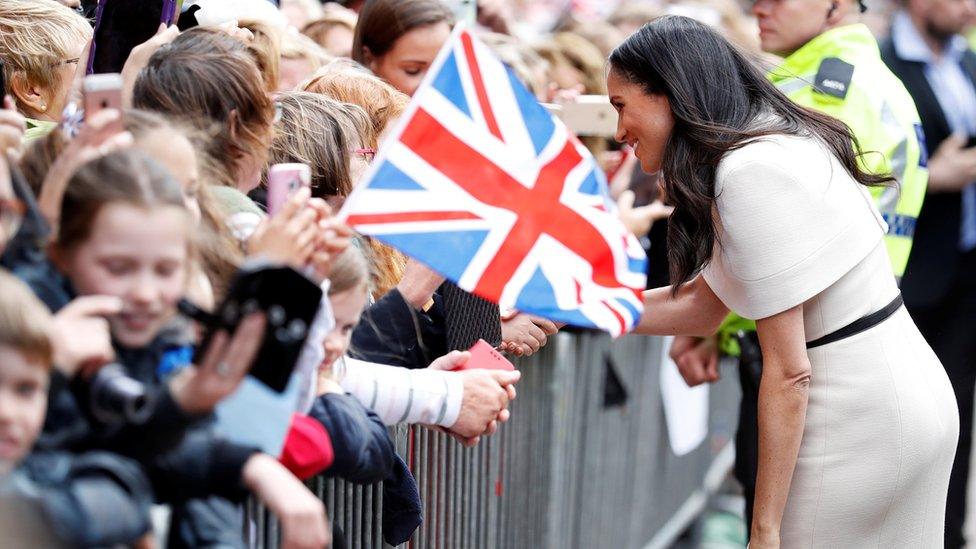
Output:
55 150 188 253
132 28 274 188
302 7 357 56
239 19 282 93
0 269 53 366
302 60 409 148
352 0 454 65
268 91 373 200
300 62 408 299
328 242 369 297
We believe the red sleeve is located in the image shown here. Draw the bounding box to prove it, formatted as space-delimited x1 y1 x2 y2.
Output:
278 413 334 480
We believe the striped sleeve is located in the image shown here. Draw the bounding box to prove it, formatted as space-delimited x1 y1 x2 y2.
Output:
337 357 464 428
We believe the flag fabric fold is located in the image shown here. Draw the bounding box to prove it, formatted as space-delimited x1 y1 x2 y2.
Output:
338 26 648 336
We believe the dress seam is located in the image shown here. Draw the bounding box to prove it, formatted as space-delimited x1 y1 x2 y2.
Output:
875 334 904 548
809 346 828 545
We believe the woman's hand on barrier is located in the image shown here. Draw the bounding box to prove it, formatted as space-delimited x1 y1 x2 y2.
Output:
39 109 132 233
48 296 121 378
168 312 266 415
247 187 319 269
450 369 520 439
500 313 557 357
243 453 331 549
670 335 720 387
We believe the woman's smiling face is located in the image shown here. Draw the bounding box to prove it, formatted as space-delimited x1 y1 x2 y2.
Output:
607 67 675 175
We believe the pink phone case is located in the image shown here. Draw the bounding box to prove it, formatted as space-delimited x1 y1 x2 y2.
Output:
267 164 311 215
454 339 515 371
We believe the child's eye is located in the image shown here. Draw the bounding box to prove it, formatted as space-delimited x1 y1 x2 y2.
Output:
14 381 39 398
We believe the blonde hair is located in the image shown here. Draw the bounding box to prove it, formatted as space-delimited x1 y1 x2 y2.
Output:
302 60 409 148
0 270 53 366
0 0 91 109
281 31 332 66
328 242 370 297
547 32 608 95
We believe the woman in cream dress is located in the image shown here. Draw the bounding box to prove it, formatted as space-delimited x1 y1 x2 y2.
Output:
608 16 958 548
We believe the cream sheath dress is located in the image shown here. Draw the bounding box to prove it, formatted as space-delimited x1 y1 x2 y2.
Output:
702 134 958 547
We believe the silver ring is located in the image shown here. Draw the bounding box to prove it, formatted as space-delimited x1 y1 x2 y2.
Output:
216 361 231 377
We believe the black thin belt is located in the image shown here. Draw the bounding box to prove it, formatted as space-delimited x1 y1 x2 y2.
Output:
805 294 904 350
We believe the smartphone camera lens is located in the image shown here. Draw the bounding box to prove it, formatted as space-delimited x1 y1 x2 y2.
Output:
267 304 286 326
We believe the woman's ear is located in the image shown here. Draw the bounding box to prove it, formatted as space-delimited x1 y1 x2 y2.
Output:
227 109 241 149
9 72 50 118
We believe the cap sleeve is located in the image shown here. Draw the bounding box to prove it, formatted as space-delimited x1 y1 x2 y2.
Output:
701 144 885 320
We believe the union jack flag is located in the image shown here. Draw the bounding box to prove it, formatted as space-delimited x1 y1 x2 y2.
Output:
338 27 647 336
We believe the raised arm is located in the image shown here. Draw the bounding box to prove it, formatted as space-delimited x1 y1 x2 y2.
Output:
633 274 729 337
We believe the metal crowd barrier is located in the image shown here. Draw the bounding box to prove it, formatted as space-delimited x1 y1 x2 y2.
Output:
246 332 741 549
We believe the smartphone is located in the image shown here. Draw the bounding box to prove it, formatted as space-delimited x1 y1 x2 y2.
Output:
186 261 324 392
453 339 515 372
83 73 124 132
449 0 477 26
267 163 312 215
553 95 618 137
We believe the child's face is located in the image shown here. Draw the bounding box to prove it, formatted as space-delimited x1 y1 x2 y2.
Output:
60 203 189 349
322 285 368 369
0 345 48 476
134 130 202 225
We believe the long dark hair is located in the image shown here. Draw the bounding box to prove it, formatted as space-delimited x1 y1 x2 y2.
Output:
608 16 892 290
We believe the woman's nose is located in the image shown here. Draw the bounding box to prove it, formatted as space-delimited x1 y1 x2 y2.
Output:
614 123 627 145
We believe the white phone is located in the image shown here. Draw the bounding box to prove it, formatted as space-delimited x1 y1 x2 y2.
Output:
549 95 618 138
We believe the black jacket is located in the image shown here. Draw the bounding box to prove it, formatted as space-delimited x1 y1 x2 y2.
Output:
351 288 447 369
9 258 259 504
0 450 154 547
880 34 976 308
309 393 394 483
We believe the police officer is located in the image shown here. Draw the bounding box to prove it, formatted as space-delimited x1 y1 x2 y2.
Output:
669 0 929 537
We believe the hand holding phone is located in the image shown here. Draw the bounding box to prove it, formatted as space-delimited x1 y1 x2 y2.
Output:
452 339 515 372
83 73 124 133
267 163 312 215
